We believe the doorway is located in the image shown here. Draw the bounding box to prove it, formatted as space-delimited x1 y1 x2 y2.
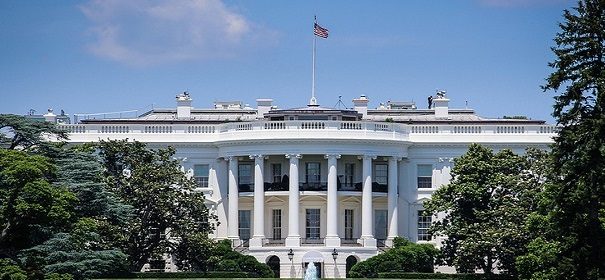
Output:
267 255 280 278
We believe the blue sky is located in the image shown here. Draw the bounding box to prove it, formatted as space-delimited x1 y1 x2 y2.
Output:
0 0 574 123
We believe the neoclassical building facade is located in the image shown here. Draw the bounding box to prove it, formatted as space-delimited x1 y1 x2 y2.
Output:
54 93 556 278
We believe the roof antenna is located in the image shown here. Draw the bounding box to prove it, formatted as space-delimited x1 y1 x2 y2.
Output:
334 95 348 109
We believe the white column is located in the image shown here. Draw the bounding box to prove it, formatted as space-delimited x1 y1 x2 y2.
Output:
360 155 377 247
250 155 265 247
285 154 301 247
325 154 341 247
386 156 400 246
227 156 240 244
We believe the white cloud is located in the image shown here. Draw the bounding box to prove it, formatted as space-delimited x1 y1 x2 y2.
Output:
81 0 274 66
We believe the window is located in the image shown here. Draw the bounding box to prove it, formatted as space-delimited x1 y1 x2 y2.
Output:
344 163 355 188
193 164 209 188
305 209 320 239
306 162 321 184
272 164 282 183
239 210 251 240
417 164 432 188
238 163 253 185
374 164 388 185
417 210 432 241
344 209 354 239
272 209 282 240
374 210 388 240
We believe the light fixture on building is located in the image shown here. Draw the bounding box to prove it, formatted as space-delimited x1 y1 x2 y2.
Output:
288 249 294 261
332 248 338 261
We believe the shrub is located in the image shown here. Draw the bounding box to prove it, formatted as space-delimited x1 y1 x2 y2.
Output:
348 237 439 278
0 259 27 280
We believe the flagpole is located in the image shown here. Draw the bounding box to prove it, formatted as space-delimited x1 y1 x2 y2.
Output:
311 16 317 106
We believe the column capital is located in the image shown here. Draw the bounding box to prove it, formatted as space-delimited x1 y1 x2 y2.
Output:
324 154 341 160
285 154 302 159
224 156 237 162
358 155 377 160
389 156 403 161
249 154 267 160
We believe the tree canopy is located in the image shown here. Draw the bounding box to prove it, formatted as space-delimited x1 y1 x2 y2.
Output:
517 1 605 279
424 144 549 276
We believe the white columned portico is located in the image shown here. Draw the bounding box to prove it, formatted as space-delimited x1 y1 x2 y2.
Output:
227 156 240 244
285 154 302 247
360 155 377 247
250 155 265 247
325 154 341 247
386 156 400 246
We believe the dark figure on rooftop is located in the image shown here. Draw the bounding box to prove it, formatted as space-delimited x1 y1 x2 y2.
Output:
428 96 433 109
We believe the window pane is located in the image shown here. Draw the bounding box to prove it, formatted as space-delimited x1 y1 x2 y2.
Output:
417 164 432 177
194 164 209 176
417 210 432 241
194 164 209 187
374 164 388 184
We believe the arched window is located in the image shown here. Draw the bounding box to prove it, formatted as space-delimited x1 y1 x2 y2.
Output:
267 255 280 278
345 255 358 278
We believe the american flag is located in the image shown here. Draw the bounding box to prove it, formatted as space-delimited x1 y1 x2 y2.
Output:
314 23 329 38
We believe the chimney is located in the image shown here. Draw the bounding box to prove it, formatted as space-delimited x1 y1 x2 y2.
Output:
256 99 273 119
433 90 449 119
44 108 57 123
353 95 369 119
176 92 193 119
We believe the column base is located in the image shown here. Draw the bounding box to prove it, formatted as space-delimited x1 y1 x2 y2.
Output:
228 236 241 247
285 236 301 247
325 236 341 247
385 237 396 247
358 237 376 247
249 237 265 248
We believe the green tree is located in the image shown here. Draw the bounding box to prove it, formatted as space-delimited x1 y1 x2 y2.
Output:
0 114 67 151
348 237 438 278
0 149 77 259
424 144 544 275
518 1 605 279
96 139 217 272
20 218 129 280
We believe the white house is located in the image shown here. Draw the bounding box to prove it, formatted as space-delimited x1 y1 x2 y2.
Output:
56 92 556 278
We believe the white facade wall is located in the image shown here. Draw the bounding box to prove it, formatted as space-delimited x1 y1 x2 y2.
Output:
61 119 555 278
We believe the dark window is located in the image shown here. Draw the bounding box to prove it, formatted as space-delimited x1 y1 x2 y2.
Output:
272 209 282 240
374 164 388 185
306 209 320 239
239 210 251 240
344 209 354 239
238 163 253 185
272 164 282 183
417 164 432 188
344 163 355 188
306 162 321 184
193 164 209 188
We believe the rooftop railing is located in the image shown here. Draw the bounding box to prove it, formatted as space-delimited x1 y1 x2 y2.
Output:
59 121 558 137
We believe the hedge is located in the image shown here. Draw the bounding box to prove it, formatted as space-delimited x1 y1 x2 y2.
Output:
377 272 516 280
105 271 249 278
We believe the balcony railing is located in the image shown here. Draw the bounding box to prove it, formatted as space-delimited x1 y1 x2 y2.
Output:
238 182 388 192
263 238 285 246
341 238 362 247
301 238 325 246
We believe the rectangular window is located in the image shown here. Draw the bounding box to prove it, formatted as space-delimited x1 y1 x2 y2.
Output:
417 210 432 241
374 164 388 185
272 164 282 183
305 209 321 239
238 210 251 240
272 209 282 240
238 163 253 185
193 164 209 188
344 163 355 188
306 162 321 184
374 210 388 240
417 164 433 188
344 209 354 239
